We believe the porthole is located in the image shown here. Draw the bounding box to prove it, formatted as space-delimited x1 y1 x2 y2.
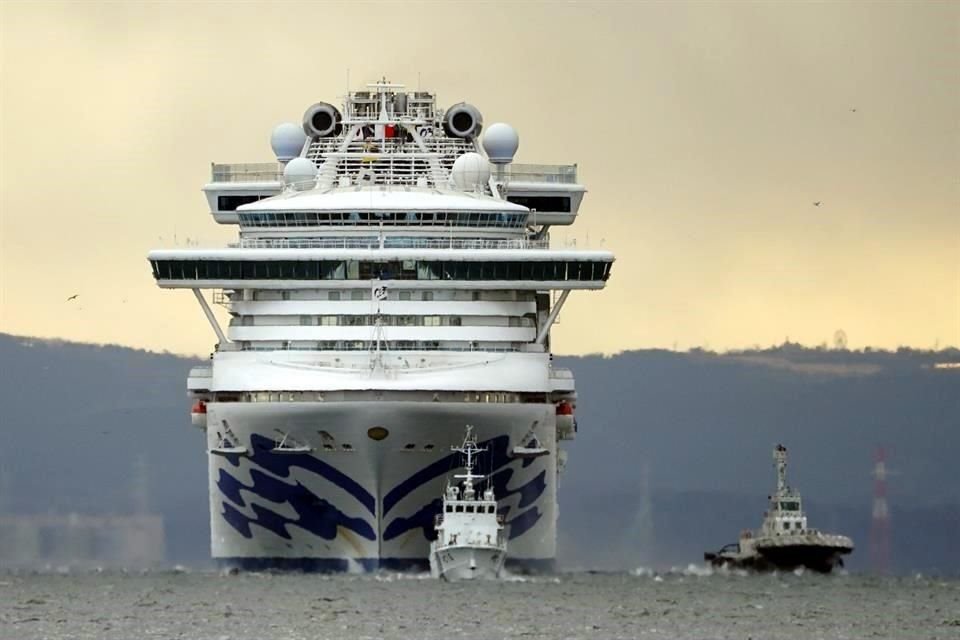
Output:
367 426 389 441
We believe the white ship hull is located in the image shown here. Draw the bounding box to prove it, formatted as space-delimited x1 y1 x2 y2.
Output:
206 400 556 572
429 545 506 581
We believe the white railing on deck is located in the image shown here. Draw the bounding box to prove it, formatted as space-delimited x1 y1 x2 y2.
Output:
231 237 550 250
211 163 282 183
503 163 578 184
236 343 524 353
209 160 578 186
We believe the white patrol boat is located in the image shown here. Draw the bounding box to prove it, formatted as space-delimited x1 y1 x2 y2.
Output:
705 444 854 573
430 426 507 581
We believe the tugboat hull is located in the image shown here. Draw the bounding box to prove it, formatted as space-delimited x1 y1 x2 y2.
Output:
755 543 851 573
705 545 850 573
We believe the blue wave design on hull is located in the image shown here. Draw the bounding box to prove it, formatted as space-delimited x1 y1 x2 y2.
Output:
491 468 547 511
382 437 548 542
217 467 376 541
214 432 548 546
382 498 442 542
223 434 376 515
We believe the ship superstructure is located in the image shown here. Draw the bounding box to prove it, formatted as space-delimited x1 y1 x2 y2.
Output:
149 79 614 571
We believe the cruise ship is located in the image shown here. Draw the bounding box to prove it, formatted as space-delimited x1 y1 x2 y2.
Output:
148 79 614 572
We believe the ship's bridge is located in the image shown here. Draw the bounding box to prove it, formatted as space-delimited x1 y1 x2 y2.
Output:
149 248 613 290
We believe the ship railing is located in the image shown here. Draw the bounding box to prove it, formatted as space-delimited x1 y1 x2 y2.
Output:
307 135 474 159
235 344 524 353
232 237 550 250
237 213 527 230
211 162 282 183
316 154 450 189
210 160 577 186
500 163 578 184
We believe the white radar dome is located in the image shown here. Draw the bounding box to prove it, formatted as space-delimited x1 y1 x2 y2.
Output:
450 152 491 191
283 157 318 191
482 123 519 164
270 123 307 162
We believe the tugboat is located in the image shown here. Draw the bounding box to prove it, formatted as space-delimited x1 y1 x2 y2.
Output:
705 444 853 573
430 426 507 581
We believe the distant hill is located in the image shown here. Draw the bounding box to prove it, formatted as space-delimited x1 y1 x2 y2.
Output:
1 334 956 573
0 334 207 563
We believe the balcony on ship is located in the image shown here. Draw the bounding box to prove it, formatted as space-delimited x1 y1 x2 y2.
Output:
499 164 584 226
204 162 283 224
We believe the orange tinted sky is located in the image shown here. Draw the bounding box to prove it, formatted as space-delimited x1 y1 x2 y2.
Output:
1 1 957 356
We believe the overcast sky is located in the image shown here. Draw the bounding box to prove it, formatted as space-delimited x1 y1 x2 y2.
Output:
1 1 957 356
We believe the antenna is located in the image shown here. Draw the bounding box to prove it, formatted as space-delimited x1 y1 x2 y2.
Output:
773 444 788 494
452 426 486 499
369 278 387 372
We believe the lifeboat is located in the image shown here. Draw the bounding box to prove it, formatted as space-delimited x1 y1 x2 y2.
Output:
555 400 576 439
191 400 207 428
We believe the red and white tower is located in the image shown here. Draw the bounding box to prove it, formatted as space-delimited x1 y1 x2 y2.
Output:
869 446 891 574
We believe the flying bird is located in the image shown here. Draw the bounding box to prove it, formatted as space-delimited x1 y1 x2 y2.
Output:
66 294 79 301
850 108 857 113
813 201 822 207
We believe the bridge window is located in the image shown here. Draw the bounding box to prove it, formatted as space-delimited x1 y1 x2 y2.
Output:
506 195 571 212
152 258 612 283
237 210 528 229
218 194 269 211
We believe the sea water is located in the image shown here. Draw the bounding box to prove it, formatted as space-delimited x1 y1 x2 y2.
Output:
1 567 957 639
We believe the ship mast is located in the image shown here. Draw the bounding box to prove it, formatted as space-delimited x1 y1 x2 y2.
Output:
452 425 486 500
774 444 788 495
370 277 387 372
